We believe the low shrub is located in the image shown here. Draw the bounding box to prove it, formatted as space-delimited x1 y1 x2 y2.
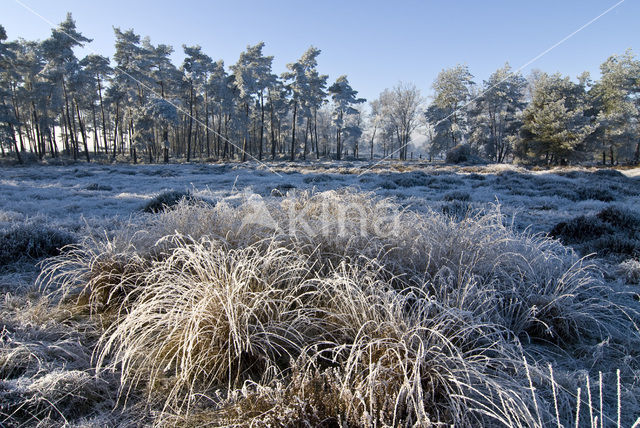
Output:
442 190 471 202
446 144 472 164
303 173 333 184
551 205 640 259
142 190 195 213
270 183 297 196
0 370 112 425
392 170 432 187
0 224 75 265
575 185 616 202
550 216 613 243
441 200 473 220
618 259 640 284
596 205 640 229
467 172 486 180
85 183 113 191
594 168 626 179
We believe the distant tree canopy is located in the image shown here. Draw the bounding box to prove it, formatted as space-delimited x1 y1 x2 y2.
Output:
413 55 639 165
0 14 639 166
0 15 363 164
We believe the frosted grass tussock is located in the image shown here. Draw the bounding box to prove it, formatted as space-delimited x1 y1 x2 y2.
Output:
36 189 640 426
37 229 152 314
94 237 319 412
94 244 540 425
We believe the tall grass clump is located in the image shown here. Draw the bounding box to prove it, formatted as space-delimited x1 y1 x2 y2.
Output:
38 188 640 426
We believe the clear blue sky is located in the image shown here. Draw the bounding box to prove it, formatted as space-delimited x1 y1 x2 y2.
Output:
2 0 639 102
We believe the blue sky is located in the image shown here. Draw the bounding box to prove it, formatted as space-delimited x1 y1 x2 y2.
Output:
2 0 639 102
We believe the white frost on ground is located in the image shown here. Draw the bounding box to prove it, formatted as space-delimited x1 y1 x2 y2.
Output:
1 162 638 235
0 161 639 426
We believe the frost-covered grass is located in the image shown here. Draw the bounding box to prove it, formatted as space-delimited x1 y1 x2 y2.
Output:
1 162 640 426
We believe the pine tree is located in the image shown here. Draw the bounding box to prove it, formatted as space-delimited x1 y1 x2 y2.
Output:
327 75 365 160
425 64 474 156
183 45 213 161
79 54 112 154
468 63 526 162
590 50 640 164
519 72 593 164
0 24 22 162
41 13 91 161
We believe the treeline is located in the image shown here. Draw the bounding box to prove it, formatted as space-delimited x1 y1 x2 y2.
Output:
370 57 639 165
0 14 365 164
0 13 639 166
417 58 640 165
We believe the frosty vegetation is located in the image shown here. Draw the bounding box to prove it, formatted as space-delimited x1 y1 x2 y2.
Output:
0 162 639 427
1 9 640 428
1 15 640 166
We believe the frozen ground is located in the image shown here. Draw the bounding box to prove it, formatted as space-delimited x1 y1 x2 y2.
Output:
1 161 639 427
1 161 638 235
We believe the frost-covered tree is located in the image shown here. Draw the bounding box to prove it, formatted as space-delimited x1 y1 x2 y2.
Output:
206 60 234 158
590 50 640 164
425 65 474 156
519 72 594 164
282 56 307 161
230 43 276 161
373 82 423 160
112 28 149 158
468 64 526 162
299 47 328 159
281 47 328 161
183 45 213 161
40 13 91 160
79 54 112 154
0 24 22 162
343 105 364 158
266 77 288 159
327 75 365 160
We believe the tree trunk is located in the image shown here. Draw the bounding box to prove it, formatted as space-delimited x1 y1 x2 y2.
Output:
97 79 108 154
75 100 90 162
31 106 42 159
205 91 210 158
370 124 377 160
302 117 309 161
609 145 614 166
10 88 26 153
112 102 120 159
336 110 342 161
290 102 297 161
61 80 77 159
187 82 193 162
313 109 319 159
241 102 249 162
46 127 56 158
259 92 265 161
270 94 276 159
61 108 69 155
9 122 22 164
91 104 99 155
217 115 222 158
